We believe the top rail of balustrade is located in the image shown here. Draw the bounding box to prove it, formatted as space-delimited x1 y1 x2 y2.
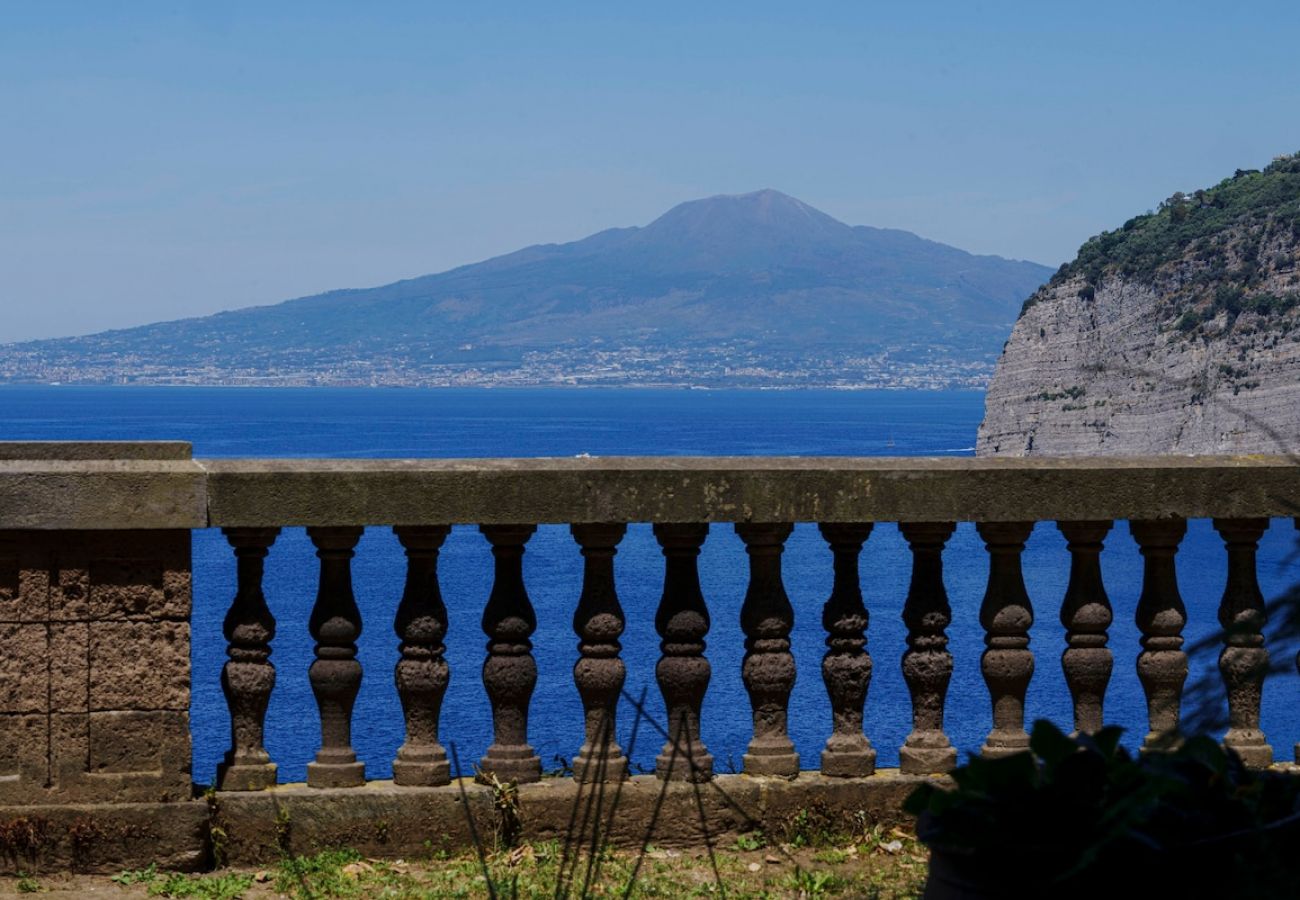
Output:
1 442 1298 529
0 442 205 529
199 456 1300 525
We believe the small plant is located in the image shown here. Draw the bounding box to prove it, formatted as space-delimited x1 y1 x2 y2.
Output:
475 769 522 849
274 848 365 897
273 805 292 855
811 846 852 864
780 804 844 849
113 863 158 885
734 830 766 852
148 871 255 899
0 816 53 872
15 872 39 893
203 786 229 868
66 816 105 865
782 866 843 897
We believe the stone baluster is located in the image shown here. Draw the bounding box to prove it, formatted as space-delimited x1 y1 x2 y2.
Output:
976 522 1036 757
1131 519 1188 751
899 522 958 774
1057 521 1114 735
652 524 714 782
217 527 280 791
392 525 452 786
1213 518 1272 768
479 525 542 784
817 523 877 777
570 523 630 784
737 523 799 778
306 526 366 788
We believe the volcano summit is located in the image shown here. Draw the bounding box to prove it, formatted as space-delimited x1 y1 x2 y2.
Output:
0 190 1051 388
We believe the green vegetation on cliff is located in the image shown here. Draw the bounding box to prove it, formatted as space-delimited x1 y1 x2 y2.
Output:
1022 152 1300 322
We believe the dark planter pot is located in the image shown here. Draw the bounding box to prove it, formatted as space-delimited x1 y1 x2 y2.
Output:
921 847 1003 900
921 810 1300 900
921 846 1068 900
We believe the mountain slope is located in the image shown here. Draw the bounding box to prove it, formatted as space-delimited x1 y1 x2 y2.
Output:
978 154 1300 455
0 189 1052 387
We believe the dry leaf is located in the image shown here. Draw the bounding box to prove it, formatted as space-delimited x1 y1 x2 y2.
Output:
341 861 375 878
506 845 536 866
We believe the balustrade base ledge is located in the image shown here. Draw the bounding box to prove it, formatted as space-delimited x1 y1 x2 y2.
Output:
0 771 941 873
215 771 938 866
0 800 210 875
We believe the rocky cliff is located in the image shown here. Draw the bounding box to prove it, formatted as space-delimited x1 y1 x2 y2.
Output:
978 154 1300 456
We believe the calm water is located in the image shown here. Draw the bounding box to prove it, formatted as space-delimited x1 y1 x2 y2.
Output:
2 385 1297 782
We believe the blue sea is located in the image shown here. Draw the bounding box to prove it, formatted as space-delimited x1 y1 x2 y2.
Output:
2 385 1298 782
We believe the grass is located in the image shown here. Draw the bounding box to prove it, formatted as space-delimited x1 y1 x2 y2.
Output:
105 863 254 899
262 833 928 899
2 823 928 898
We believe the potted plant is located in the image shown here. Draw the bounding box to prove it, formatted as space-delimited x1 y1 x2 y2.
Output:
906 721 1300 899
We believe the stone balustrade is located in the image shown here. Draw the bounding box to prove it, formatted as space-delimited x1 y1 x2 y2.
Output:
1 443 1299 870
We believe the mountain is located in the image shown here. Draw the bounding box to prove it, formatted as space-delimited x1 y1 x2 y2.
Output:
979 153 1300 455
0 189 1052 388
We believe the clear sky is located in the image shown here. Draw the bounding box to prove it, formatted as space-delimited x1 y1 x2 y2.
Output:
3 1 1299 341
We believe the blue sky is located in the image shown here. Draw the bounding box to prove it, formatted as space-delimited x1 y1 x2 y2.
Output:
3 1 1299 341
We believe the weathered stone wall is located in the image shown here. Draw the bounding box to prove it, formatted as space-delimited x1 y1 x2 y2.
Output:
0 530 192 805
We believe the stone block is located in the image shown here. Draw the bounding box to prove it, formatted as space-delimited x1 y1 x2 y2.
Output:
48 711 191 803
48 623 89 713
0 533 51 624
0 555 17 606
88 710 190 775
0 714 48 802
215 783 495 865
0 460 207 530
0 800 209 874
47 532 189 622
47 712 88 796
49 563 89 622
89 621 189 711
15 564 51 623
88 558 166 620
162 567 192 619
0 441 192 461
86 532 189 621
517 774 764 850
756 770 931 835
0 624 48 714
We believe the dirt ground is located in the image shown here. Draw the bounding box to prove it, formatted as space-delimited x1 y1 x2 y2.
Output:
0 829 929 898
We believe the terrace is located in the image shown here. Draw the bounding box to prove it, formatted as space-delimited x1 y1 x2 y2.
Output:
1 441 1298 872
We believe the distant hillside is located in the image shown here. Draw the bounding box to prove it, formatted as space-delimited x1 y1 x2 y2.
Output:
980 153 1300 454
0 190 1052 388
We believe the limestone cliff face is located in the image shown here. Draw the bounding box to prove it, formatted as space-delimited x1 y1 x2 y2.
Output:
978 157 1300 456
